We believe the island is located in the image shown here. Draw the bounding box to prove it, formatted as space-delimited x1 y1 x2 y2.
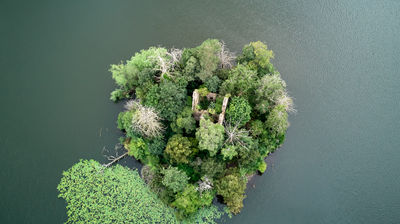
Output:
57 39 294 223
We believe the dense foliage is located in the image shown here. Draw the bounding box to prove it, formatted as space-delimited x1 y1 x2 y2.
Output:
58 39 294 223
108 39 294 217
58 160 224 224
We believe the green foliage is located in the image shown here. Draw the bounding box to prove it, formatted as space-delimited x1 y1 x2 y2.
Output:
221 145 238 161
205 76 221 92
164 134 196 164
220 64 258 99
196 119 225 157
200 158 225 179
117 111 137 138
105 40 293 219
171 107 196 134
57 160 178 224
144 80 186 121
172 184 214 218
127 137 148 162
249 120 264 137
109 47 170 101
237 41 275 75
258 161 267 173
194 39 221 82
147 137 166 156
216 172 247 214
110 89 130 102
161 166 189 193
225 97 252 127
254 73 286 114
265 105 289 136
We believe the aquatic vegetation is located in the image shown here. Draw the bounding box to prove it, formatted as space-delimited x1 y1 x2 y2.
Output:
58 39 293 222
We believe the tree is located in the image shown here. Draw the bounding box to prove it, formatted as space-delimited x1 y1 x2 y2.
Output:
172 184 214 218
225 97 252 127
127 100 165 138
164 134 196 164
170 107 196 134
194 39 221 82
144 80 186 121
265 104 289 136
219 64 258 100
57 160 178 224
204 76 221 93
109 47 171 101
215 172 247 214
200 158 225 179
196 119 225 157
237 41 274 76
254 73 286 114
161 166 189 193
221 145 238 161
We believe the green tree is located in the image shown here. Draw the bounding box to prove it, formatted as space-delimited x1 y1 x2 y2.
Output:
57 160 178 224
225 97 252 127
200 158 225 179
164 134 196 164
196 119 225 157
219 64 258 99
172 185 214 218
109 47 170 101
171 107 196 134
221 145 238 161
254 73 286 114
204 76 221 92
265 105 289 136
161 166 189 193
215 172 247 214
144 80 186 121
237 41 275 75
194 39 221 82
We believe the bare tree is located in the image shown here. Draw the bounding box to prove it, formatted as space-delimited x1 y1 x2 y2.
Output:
219 41 236 69
224 120 250 150
131 104 165 138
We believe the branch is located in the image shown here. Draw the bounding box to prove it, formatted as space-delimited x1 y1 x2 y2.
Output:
102 151 129 168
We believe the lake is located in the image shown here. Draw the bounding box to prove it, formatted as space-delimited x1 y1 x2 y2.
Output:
1 0 399 223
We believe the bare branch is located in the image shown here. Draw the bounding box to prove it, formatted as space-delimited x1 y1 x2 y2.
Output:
219 41 236 69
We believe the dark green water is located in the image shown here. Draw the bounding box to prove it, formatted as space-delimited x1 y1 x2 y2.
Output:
1 0 399 223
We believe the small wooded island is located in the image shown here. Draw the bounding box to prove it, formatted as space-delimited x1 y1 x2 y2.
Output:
58 39 294 223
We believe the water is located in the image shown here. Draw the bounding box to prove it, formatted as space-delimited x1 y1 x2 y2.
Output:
1 0 399 223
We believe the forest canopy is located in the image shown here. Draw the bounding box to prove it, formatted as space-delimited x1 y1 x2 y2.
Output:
58 39 294 223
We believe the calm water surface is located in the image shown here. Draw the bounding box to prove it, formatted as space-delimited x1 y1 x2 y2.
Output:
1 0 399 223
